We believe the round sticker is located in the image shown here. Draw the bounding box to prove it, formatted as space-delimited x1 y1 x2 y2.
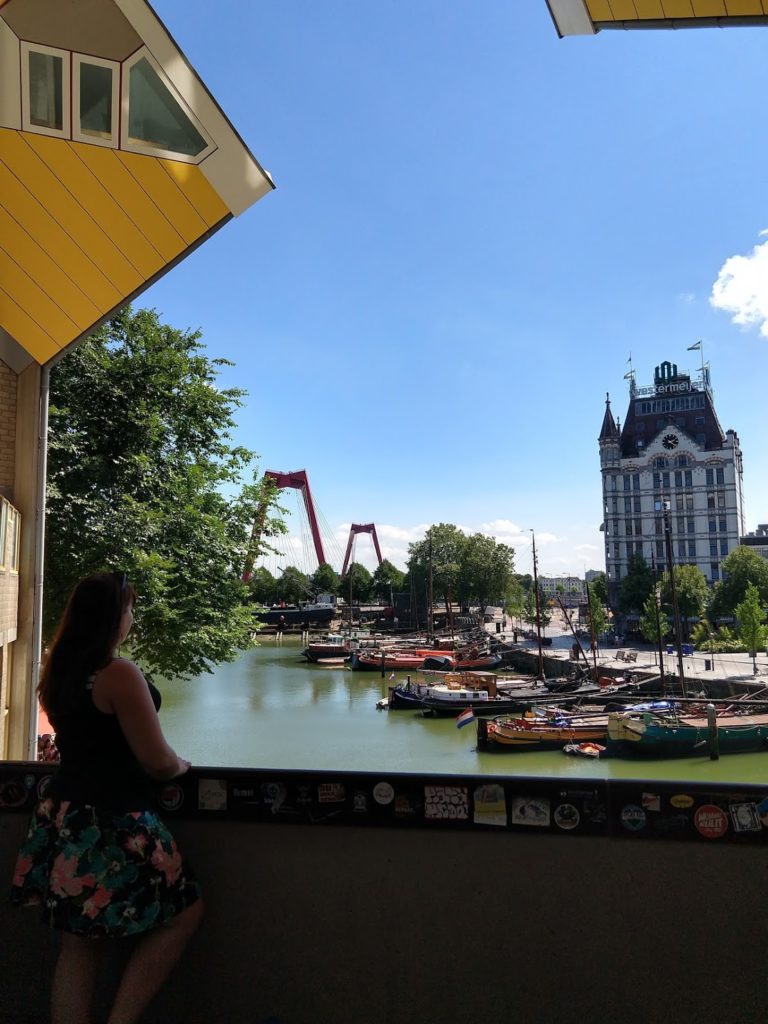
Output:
0 780 27 808
373 781 394 806
671 794 694 809
37 774 53 800
694 804 728 840
621 804 647 832
554 803 580 831
158 783 184 812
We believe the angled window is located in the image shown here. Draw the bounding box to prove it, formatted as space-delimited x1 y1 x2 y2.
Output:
74 55 119 147
123 49 212 161
0 501 7 569
21 42 70 138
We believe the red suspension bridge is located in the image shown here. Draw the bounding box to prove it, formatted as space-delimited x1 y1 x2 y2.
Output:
243 469 383 582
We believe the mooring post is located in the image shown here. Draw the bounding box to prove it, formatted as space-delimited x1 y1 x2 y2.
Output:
707 703 719 760
381 651 386 679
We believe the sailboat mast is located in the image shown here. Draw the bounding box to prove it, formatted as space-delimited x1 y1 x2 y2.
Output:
427 534 434 641
530 530 545 682
661 498 687 697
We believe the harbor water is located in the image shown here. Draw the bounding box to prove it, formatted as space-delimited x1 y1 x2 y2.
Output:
156 640 768 783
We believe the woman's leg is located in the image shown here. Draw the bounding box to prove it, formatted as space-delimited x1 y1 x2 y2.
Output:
51 933 103 1024
106 899 203 1024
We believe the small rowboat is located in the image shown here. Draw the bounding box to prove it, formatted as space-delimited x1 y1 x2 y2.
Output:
563 741 606 758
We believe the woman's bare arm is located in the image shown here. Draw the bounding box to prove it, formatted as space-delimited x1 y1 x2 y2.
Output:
97 660 190 780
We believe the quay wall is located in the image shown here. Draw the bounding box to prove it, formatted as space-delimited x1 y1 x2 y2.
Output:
1 763 767 1024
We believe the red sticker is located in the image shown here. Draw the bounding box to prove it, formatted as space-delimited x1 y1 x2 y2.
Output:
694 804 728 840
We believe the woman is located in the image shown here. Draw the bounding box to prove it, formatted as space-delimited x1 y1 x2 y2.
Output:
10 572 202 1024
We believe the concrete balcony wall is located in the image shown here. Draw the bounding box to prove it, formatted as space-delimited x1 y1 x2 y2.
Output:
2 782 767 1024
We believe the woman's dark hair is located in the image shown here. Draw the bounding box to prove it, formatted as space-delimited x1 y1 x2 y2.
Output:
38 572 136 717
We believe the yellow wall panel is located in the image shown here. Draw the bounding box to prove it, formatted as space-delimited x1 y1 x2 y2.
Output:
634 0 665 16
586 0 616 19
0 206 100 331
0 131 142 296
660 0 695 14
25 135 166 278
0 159 121 312
691 0 727 13
0 287 59 363
73 144 186 265
117 151 208 246
159 159 230 228
0 248 79 346
724 1 764 12
609 1 639 18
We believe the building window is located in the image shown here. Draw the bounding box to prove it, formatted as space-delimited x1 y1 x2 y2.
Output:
653 473 661 490
8 508 20 572
674 471 682 488
696 433 706 445
123 50 211 160
696 416 705 426
678 542 686 559
624 497 632 514
716 467 724 485
21 42 70 137
717 492 725 508
655 540 664 559
709 519 716 533
0 501 7 568
685 495 694 511
662 472 670 489
632 473 640 490
653 457 667 470
719 518 727 532
687 540 696 557
635 519 642 536
706 468 714 486
623 475 630 491
655 519 662 535
720 539 728 556
711 563 720 581
684 470 692 488
633 497 641 514
710 541 718 557
73 55 119 147
687 519 694 535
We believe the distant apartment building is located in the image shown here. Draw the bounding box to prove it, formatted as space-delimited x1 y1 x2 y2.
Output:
741 524 768 561
599 359 744 606
539 575 586 606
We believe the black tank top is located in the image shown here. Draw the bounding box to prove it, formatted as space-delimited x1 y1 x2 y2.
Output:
49 664 161 812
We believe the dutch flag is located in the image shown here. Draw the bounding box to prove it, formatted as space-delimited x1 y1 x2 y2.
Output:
456 707 475 729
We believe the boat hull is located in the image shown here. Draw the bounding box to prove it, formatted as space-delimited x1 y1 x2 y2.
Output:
607 713 768 758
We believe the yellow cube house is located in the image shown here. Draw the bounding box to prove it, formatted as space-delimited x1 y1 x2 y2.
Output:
546 0 768 36
0 0 274 370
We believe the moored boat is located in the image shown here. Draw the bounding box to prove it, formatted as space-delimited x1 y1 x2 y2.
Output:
606 706 768 758
477 710 609 752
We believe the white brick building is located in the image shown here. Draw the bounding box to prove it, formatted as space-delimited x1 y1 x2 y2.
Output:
599 360 744 604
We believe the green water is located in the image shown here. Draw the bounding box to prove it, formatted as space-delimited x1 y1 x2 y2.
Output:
156 641 768 784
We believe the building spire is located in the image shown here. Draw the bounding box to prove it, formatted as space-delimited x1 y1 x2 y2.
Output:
598 393 619 441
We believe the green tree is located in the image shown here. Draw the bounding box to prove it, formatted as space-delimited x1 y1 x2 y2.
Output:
311 562 340 596
45 306 285 679
456 533 515 609
709 547 768 622
735 583 768 677
586 582 608 643
248 567 277 606
407 524 467 612
504 577 526 625
340 562 373 603
276 566 312 604
639 589 670 647
618 554 654 616
523 588 551 633
369 559 405 603
661 564 708 640
590 573 608 607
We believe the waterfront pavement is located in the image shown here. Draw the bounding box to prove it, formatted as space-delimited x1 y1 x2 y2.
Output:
483 615 768 686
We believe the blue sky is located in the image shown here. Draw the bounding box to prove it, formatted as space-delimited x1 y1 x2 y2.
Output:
146 1 768 578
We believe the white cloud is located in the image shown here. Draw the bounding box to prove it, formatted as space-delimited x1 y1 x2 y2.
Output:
575 543 599 553
711 237 768 337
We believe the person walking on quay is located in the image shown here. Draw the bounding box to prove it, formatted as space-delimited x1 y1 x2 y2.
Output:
10 571 202 1024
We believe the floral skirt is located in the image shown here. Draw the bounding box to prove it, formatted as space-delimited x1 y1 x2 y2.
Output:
9 798 201 938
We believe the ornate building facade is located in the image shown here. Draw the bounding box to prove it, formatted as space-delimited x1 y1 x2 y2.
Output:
599 360 744 605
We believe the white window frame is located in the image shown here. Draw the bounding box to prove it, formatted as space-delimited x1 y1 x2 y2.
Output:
120 47 214 164
0 501 7 570
72 53 119 149
21 41 71 139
